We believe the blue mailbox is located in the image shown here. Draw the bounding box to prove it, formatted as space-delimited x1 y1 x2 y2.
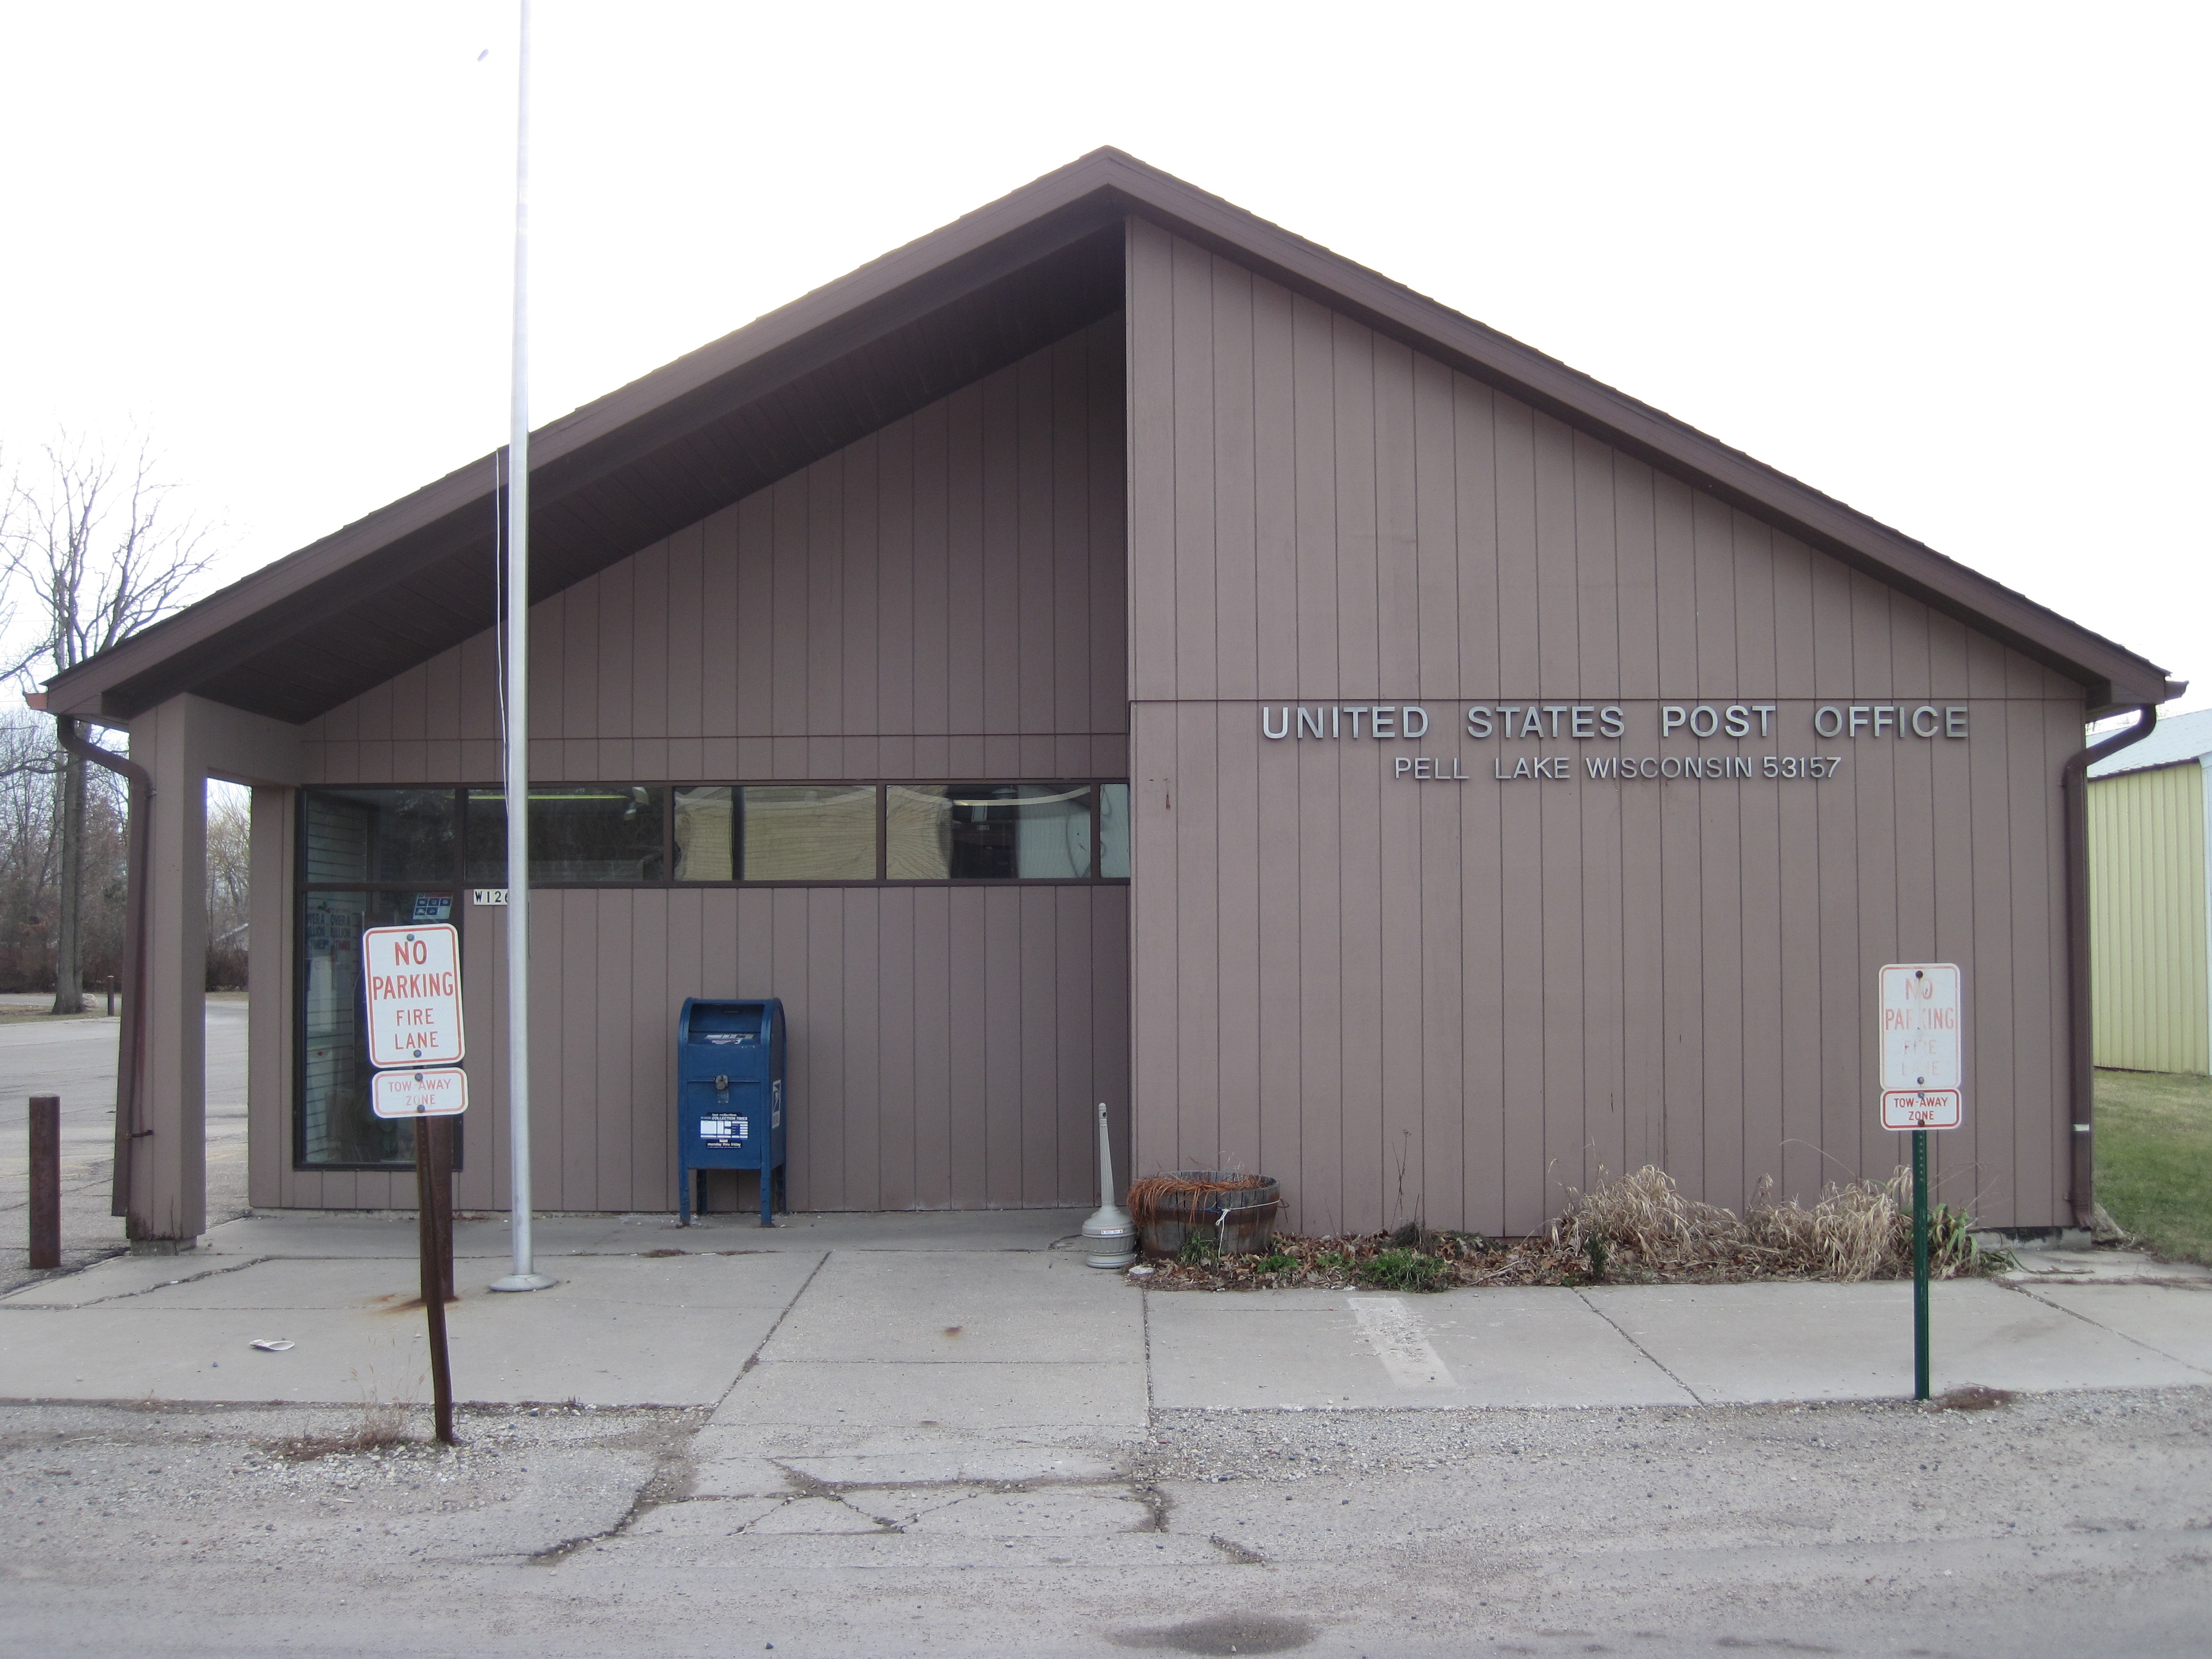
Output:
676 998 786 1227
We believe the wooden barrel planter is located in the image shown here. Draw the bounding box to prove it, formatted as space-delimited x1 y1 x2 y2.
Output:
1129 1171 1282 1256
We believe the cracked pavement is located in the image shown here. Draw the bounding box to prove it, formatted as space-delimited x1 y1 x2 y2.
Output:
3 1202 2210 1653
2 1386 2208 1657
0 1159 2203 1659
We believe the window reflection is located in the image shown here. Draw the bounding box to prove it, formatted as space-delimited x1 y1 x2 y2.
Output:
305 789 455 885
673 786 733 880
1099 782 1130 879
467 787 665 884
739 786 875 880
886 784 1093 879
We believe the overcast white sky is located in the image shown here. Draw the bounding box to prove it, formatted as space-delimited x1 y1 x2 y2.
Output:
3 2 2205 712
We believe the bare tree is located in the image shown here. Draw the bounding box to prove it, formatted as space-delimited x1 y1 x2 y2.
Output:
206 784 251 990
7 437 218 1011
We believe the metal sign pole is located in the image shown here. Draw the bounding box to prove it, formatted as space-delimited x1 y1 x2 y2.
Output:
1879 962 1960 1404
415 1110 456 1443
491 0 552 1294
1912 1128 1931 1401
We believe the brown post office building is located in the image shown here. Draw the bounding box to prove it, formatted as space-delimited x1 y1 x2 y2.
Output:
50 150 2180 1248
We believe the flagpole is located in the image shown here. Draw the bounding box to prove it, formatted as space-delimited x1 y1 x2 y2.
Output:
491 0 554 1292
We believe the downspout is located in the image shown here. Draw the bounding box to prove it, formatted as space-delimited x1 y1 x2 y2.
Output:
2060 702 2157 1230
50 713 153 1225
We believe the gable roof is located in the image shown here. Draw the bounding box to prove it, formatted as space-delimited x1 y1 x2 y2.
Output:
2090 707 2212 779
48 148 2182 726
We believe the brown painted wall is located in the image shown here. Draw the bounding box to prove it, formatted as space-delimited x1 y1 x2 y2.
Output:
259 317 1131 1213
1124 220 2087 1234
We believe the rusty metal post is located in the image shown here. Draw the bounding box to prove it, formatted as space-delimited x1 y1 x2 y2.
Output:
415 1115 456 1443
29 1095 61 1270
428 1114 455 1304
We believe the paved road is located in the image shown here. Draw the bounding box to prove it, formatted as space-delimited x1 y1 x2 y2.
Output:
0 999 248 1287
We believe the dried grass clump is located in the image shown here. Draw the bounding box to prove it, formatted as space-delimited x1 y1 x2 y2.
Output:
1553 1166 2005 1282
1135 1164 2008 1292
270 1402 410 1462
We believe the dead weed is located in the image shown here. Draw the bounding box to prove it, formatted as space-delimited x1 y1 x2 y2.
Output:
269 1402 411 1462
1139 1164 2013 1292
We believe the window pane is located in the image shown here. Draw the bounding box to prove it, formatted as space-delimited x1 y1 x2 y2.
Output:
301 890 447 1166
739 785 875 880
466 787 665 883
886 785 952 879
673 786 734 880
1099 782 1130 879
889 783 1092 879
306 789 455 885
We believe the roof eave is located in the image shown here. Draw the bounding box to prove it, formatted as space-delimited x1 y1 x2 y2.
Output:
49 147 2176 724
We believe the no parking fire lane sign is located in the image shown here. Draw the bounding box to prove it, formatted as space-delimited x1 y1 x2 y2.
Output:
361 923 465 1069
1879 963 1963 1130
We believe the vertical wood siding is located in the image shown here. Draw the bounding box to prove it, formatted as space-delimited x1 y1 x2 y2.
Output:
2089 761 2211 1074
297 316 1128 789
1127 220 2089 1233
267 317 1131 1212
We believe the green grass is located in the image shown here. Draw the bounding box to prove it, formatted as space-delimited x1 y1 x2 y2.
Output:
2095 1068 2212 1262
1358 1249 1449 1293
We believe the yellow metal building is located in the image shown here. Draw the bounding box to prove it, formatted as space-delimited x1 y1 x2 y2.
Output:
2089 708 2212 1074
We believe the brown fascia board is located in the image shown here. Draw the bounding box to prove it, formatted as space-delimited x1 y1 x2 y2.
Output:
51 147 2176 723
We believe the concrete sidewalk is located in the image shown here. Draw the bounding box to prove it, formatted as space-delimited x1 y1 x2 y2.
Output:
2 1208 2208 1422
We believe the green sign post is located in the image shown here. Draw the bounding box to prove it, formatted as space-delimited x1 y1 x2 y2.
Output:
1912 1127 1931 1399
1880 963 1963 1404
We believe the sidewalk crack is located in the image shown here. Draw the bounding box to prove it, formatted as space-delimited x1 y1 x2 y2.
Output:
1575 1288 1706 1404
1996 1279 2212 1378
711 1248 831 1405
0 1255 273 1310
1141 1274 1156 1423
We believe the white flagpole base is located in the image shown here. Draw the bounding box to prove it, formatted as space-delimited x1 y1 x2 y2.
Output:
488 1272 557 1292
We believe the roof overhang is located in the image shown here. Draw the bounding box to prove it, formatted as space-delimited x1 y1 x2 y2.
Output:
49 148 2179 727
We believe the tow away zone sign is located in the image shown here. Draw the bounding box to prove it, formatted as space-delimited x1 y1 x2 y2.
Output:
362 923 464 1067
372 1067 469 1119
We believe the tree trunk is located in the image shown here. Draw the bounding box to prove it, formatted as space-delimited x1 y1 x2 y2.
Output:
49 742 86 1015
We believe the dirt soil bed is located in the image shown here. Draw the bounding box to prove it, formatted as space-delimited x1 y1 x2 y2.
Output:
1137 1165 2014 1291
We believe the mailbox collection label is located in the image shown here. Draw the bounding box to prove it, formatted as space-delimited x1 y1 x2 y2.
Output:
700 1116 748 1142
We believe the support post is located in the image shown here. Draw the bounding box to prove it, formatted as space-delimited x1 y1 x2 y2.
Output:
1912 1128 1930 1402
28 1095 60 1270
416 1114 456 1443
135 697 209 1248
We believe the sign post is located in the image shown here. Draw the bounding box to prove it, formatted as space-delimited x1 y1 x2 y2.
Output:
364 922 467 1443
1879 962 1964 1401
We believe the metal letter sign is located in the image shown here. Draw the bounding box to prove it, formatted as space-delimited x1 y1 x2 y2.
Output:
362 924 465 1068
1879 962 1963 1130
